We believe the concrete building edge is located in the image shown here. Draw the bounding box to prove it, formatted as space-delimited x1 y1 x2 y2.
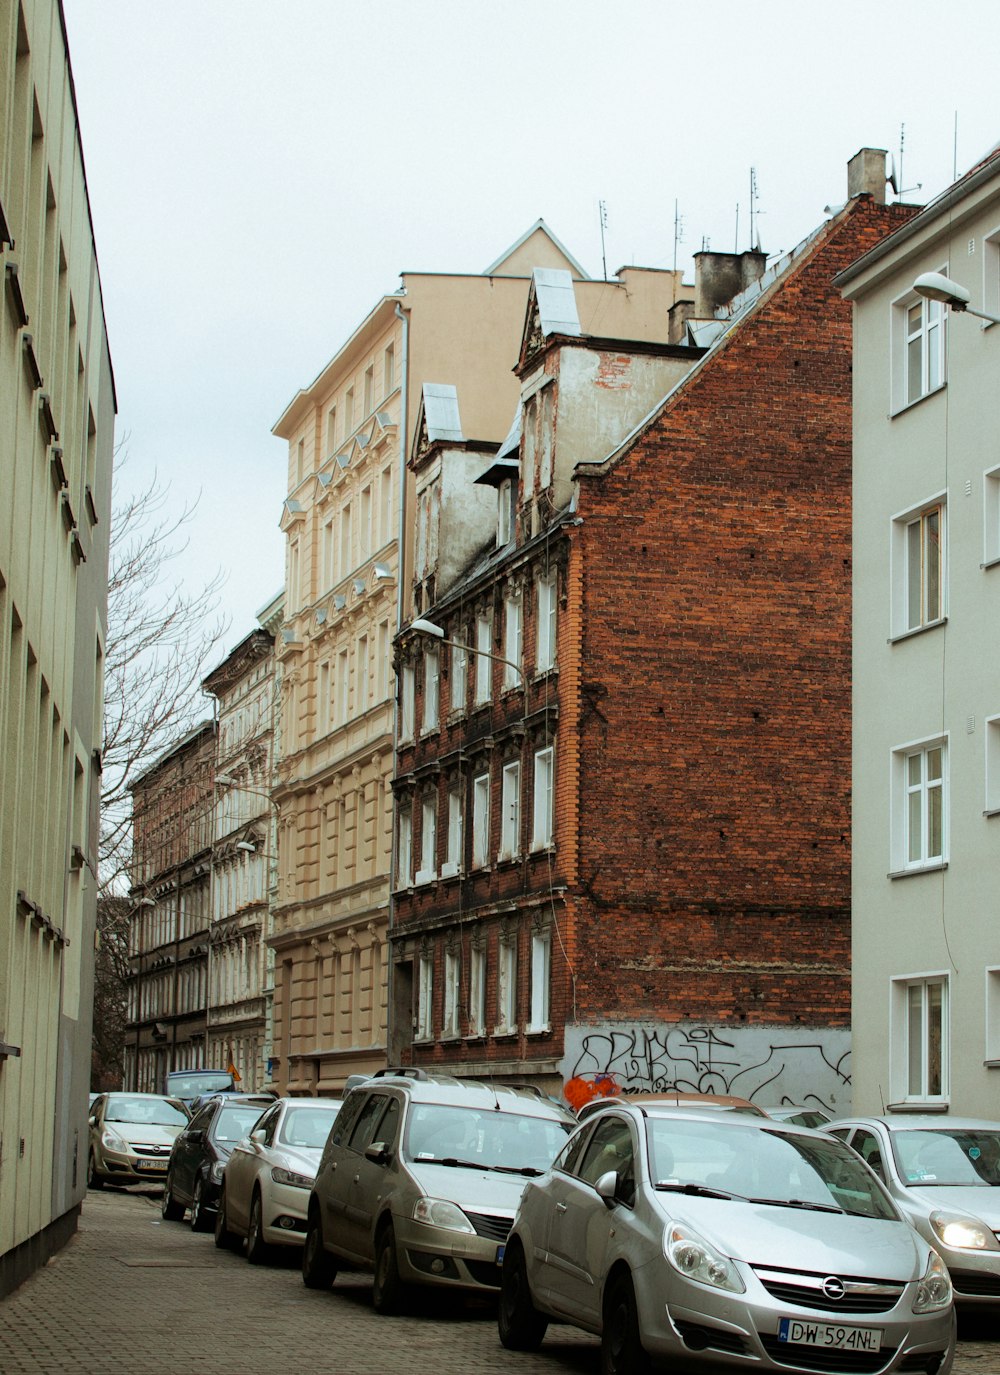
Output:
0 1202 81 1300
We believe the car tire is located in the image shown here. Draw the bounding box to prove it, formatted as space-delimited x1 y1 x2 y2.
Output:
302 1211 337 1289
161 1177 184 1222
498 1240 548 1351
601 1273 650 1375
214 1185 240 1250
372 1222 406 1315
87 1152 104 1191
246 1190 273 1266
190 1176 212 1233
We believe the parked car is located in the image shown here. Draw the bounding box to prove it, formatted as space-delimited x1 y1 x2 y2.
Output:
499 1104 956 1374
87 1092 189 1188
301 1074 576 1311
164 1068 237 1106
827 1115 1000 1309
161 1093 272 1230
577 1091 768 1122
765 1105 834 1129
215 1096 342 1262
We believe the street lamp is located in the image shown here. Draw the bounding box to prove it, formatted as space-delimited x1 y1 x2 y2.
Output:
409 617 527 691
913 271 1000 325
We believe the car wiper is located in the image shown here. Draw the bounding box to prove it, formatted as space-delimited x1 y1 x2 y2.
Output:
490 1164 545 1177
749 1197 843 1213
654 1182 742 1200
413 1156 483 1169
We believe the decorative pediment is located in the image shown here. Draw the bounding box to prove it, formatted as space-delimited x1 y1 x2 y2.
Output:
279 497 306 532
518 267 581 370
410 384 463 470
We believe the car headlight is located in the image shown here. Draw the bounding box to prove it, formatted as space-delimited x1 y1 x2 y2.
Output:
210 1161 225 1183
913 1248 953 1313
101 1129 124 1150
664 1223 745 1294
930 1209 996 1251
412 1197 476 1233
271 1166 315 1189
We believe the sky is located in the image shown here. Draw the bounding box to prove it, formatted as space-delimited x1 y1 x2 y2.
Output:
61 0 1000 665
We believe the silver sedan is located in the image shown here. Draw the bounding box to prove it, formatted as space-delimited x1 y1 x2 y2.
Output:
215 1097 341 1262
500 1106 955 1374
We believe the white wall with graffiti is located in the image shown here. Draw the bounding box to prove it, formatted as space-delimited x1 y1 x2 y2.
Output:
561 1023 852 1115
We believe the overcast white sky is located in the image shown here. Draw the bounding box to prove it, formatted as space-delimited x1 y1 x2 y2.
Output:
61 0 1000 662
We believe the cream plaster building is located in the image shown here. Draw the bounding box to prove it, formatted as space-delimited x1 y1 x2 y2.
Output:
0 0 115 1293
837 145 1000 1118
267 224 651 1095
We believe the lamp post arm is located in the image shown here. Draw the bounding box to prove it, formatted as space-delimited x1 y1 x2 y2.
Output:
409 627 526 693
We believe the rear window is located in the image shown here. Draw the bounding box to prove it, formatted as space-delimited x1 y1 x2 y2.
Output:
166 1072 234 1098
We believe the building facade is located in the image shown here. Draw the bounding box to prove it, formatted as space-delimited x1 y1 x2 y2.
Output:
837 146 1000 1118
267 226 678 1095
391 153 914 1112
203 626 277 1091
125 722 216 1092
0 0 115 1295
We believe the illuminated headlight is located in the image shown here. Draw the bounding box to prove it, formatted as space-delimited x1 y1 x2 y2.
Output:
665 1223 745 1294
412 1197 475 1233
210 1161 225 1183
101 1129 124 1150
931 1210 994 1251
271 1166 314 1189
913 1249 953 1313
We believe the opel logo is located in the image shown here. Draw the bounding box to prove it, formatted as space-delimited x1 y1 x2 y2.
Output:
822 1276 846 1301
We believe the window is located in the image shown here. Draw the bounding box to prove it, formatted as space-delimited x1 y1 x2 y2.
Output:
383 343 395 396
364 364 374 416
443 949 460 1038
504 592 523 691
380 467 393 548
323 517 335 590
337 649 350 725
450 634 468 716
536 575 557 671
893 738 946 871
417 796 437 883
472 773 490 867
475 614 492 704
326 405 337 456
985 226 1000 324
987 967 1000 1064
985 465 1000 567
529 928 551 1032
360 485 372 560
497 934 516 1033
500 761 521 860
444 786 462 877
497 477 514 546
891 974 948 1102
416 954 433 1040
318 660 331 734
422 648 439 733
296 438 305 484
894 288 945 410
356 635 369 712
892 498 945 635
400 663 415 741
987 716 1000 814
469 944 486 1036
532 747 554 849
340 504 353 578
344 386 354 435
396 807 412 888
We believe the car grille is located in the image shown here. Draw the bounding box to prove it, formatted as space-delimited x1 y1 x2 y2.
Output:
949 1268 1000 1297
673 1320 748 1356
758 1336 897 1372
753 1265 905 1314
464 1260 504 1287
463 1211 512 1243
134 1145 172 1159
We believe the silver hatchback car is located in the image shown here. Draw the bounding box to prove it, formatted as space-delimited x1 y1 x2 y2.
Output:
301 1074 575 1312
500 1105 955 1375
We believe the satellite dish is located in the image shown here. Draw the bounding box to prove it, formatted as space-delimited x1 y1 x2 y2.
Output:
886 154 899 194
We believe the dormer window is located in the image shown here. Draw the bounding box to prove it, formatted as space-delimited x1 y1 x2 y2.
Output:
498 477 516 547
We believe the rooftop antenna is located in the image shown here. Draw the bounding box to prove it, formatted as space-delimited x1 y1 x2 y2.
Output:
953 109 959 181
672 199 685 273
898 122 923 198
598 200 608 282
734 201 739 253
749 166 764 252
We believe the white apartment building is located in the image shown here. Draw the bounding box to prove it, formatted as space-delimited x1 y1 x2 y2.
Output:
838 144 1000 1118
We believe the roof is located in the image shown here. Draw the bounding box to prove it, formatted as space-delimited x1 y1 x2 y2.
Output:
421 383 464 443
481 218 591 280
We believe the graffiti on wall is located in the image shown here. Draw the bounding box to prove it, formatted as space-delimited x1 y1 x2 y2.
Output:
562 1023 851 1112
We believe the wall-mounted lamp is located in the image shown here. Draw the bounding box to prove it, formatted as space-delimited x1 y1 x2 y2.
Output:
409 618 526 691
235 841 256 854
913 271 1000 325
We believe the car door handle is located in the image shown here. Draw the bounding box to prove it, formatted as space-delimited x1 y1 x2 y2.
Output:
353 1174 361 1184
555 1202 568 1213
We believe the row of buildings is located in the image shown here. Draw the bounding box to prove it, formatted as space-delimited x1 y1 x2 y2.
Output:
124 143 1000 1130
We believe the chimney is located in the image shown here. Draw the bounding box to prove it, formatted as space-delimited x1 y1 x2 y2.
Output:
848 148 888 204
694 250 767 318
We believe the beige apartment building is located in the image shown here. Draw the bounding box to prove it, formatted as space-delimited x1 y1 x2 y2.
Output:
0 0 115 1294
269 225 694 1095
838 145 1000 1119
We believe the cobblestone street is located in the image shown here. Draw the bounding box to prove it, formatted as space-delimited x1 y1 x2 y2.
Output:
1 1189 998 1374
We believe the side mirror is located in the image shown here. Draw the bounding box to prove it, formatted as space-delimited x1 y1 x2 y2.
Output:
365 1140 390 1165
595 1170 618 1207
88 1115 97 1127
250 1128 267 1144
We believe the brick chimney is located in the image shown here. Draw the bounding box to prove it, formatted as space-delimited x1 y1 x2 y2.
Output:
847 148 888 204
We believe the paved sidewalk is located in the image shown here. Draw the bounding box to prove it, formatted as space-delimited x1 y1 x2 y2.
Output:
0 1189 997 1374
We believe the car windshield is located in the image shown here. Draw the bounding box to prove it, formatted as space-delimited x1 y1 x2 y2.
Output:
405 1105 573 1172
278 1104 340 1149
167 1073 233 1097
645 1118 898 1220
105 1095 188 1127
214 1106 266 1143
891 1128 1000 1187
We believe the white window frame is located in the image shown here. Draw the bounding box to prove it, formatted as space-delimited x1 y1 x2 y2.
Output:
504 592 523 691
891 736 947 873
893 281 946 412
400 663 415 742
984 225 1000 326
500 760 521 861
497 477 514 547
416 954 433 1041
986 966 1000 1065
528 928 551 1032
891 494 946 637
472 772 490 868
536 575 557 672
356 634 369 713
383 343 396 396
396 807 412 889
364 364 374 416
450 634 468 717
326 405 337 457
422 647 439 734
532 746 554 850
496 935 517 1035
417 796 437 884
890 972 949 1104
475 614 492 704
443 787 463 877
443 948 460 1039
337 648 350 726
468 944 486 1037
984 464 1000 568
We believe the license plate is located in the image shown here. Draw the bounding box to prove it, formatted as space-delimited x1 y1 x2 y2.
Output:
136 1159 167 1172
778 1319 882 1352
495 1244 505 1265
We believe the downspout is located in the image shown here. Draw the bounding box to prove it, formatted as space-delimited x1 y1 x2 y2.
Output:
387 301 410 1063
